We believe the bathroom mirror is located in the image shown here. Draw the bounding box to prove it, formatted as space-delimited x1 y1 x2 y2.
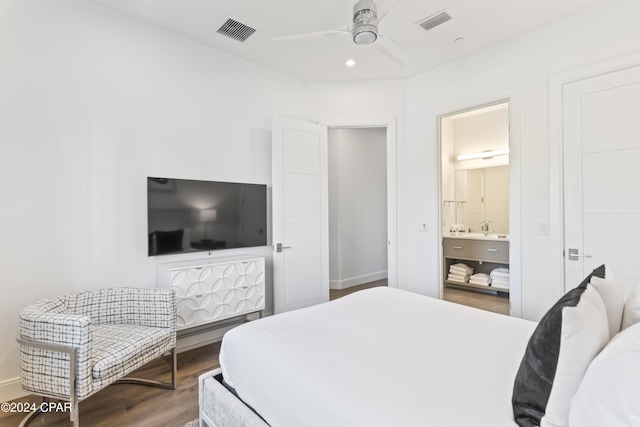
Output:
455 165 509 234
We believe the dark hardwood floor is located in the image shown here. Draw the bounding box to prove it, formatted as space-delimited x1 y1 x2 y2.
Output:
0 343 219 427
329 279 387 300
1 280 507 427
443 286 510 315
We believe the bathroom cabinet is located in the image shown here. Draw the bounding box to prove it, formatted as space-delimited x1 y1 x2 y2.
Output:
443 235 509 293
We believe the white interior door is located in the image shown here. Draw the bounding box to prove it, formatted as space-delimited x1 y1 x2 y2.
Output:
563 64 640 294
272 116 329 314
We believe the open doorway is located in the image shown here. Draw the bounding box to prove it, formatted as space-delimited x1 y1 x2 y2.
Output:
328 127 388 299
439 101 511 315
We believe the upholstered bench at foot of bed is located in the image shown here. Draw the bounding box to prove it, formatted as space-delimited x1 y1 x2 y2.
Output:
199 368 269 427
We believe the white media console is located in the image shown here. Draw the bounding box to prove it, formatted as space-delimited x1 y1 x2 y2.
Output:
158 255 265 331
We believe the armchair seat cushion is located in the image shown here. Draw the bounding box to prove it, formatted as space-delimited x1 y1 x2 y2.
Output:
92 324 173 385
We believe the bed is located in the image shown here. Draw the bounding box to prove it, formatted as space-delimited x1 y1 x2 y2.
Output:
200 286 536 426
199 276 640 427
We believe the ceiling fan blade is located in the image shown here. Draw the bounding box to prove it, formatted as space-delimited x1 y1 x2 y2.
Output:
374 34 408 67
273 26 351 42
377 0 400 22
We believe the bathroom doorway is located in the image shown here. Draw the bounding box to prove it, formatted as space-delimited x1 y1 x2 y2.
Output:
439 101 511 315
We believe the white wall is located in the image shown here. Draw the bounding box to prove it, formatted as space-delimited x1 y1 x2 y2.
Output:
0 0 309 400
328 128 387 289
404 0 640 320
3 0 640 403
309 0 640 319
453 107 509 163
308 79 408 290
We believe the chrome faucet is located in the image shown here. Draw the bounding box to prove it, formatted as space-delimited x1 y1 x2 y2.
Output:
480 220 491 236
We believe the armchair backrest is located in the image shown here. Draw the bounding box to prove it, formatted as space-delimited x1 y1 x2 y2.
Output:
65 288 176 329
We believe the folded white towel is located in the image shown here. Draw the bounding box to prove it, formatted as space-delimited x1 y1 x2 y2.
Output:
447 274 468 283
492 278 510 288
452 263 473 270
469 279 490 287
450 264 473 275
490 268 510 279
450 269 471 278
469 274 491 285
470 272 491 280
492 282 510 290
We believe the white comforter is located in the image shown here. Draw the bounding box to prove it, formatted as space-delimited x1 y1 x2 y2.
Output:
220 286 536 427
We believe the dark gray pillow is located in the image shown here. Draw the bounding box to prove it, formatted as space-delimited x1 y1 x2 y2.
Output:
512 265 607 427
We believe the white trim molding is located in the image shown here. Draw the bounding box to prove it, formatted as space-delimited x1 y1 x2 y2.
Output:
330 270 389 290
436 87 523 318
319 116 399 289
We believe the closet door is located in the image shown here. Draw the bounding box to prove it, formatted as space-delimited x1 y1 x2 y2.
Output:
563 64 640 293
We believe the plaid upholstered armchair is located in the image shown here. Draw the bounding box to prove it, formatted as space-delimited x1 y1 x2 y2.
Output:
16 287 177 426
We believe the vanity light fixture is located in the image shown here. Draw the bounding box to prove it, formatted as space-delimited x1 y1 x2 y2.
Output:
457 148 509 161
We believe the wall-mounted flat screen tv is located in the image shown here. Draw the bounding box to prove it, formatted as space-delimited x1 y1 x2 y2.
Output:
147 177 267 256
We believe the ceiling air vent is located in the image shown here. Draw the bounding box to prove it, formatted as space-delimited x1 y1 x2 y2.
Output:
418 10 452 32
216 18 257 42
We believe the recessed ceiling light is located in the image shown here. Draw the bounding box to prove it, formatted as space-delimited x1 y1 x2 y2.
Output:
455 37 466 43
345 59 356 67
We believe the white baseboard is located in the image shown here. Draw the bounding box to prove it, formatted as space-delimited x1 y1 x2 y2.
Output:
330 270 388 290
0 377 28 402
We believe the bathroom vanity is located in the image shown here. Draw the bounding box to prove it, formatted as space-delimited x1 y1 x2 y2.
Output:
443 233 509 294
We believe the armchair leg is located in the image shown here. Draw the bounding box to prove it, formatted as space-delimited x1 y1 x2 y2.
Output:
70 400 79 427
18 397 47 427
19 397 79 427
115 348 177 390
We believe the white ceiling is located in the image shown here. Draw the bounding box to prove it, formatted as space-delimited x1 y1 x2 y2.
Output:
89 0 611 82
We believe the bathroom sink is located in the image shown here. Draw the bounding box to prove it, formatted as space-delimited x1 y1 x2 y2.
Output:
444 232 509 240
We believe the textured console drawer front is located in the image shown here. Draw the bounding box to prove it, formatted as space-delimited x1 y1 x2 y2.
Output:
176 296 210 328
172 259 266 329
170 266 214 298
207 260 266 319
444 239 509 263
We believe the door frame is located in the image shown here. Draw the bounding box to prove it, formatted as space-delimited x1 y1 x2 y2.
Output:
550 51 640 293
436 89 522 318
317 116 398 288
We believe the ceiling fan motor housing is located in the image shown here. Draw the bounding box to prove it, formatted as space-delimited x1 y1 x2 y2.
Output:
352 0 378 45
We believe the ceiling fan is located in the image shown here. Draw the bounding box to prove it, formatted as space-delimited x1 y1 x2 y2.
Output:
273 0 408 67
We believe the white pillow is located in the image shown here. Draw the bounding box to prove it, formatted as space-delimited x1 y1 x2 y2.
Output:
589 275 624 338
540 285 609 427
569 322 640 427
622 282 640 330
